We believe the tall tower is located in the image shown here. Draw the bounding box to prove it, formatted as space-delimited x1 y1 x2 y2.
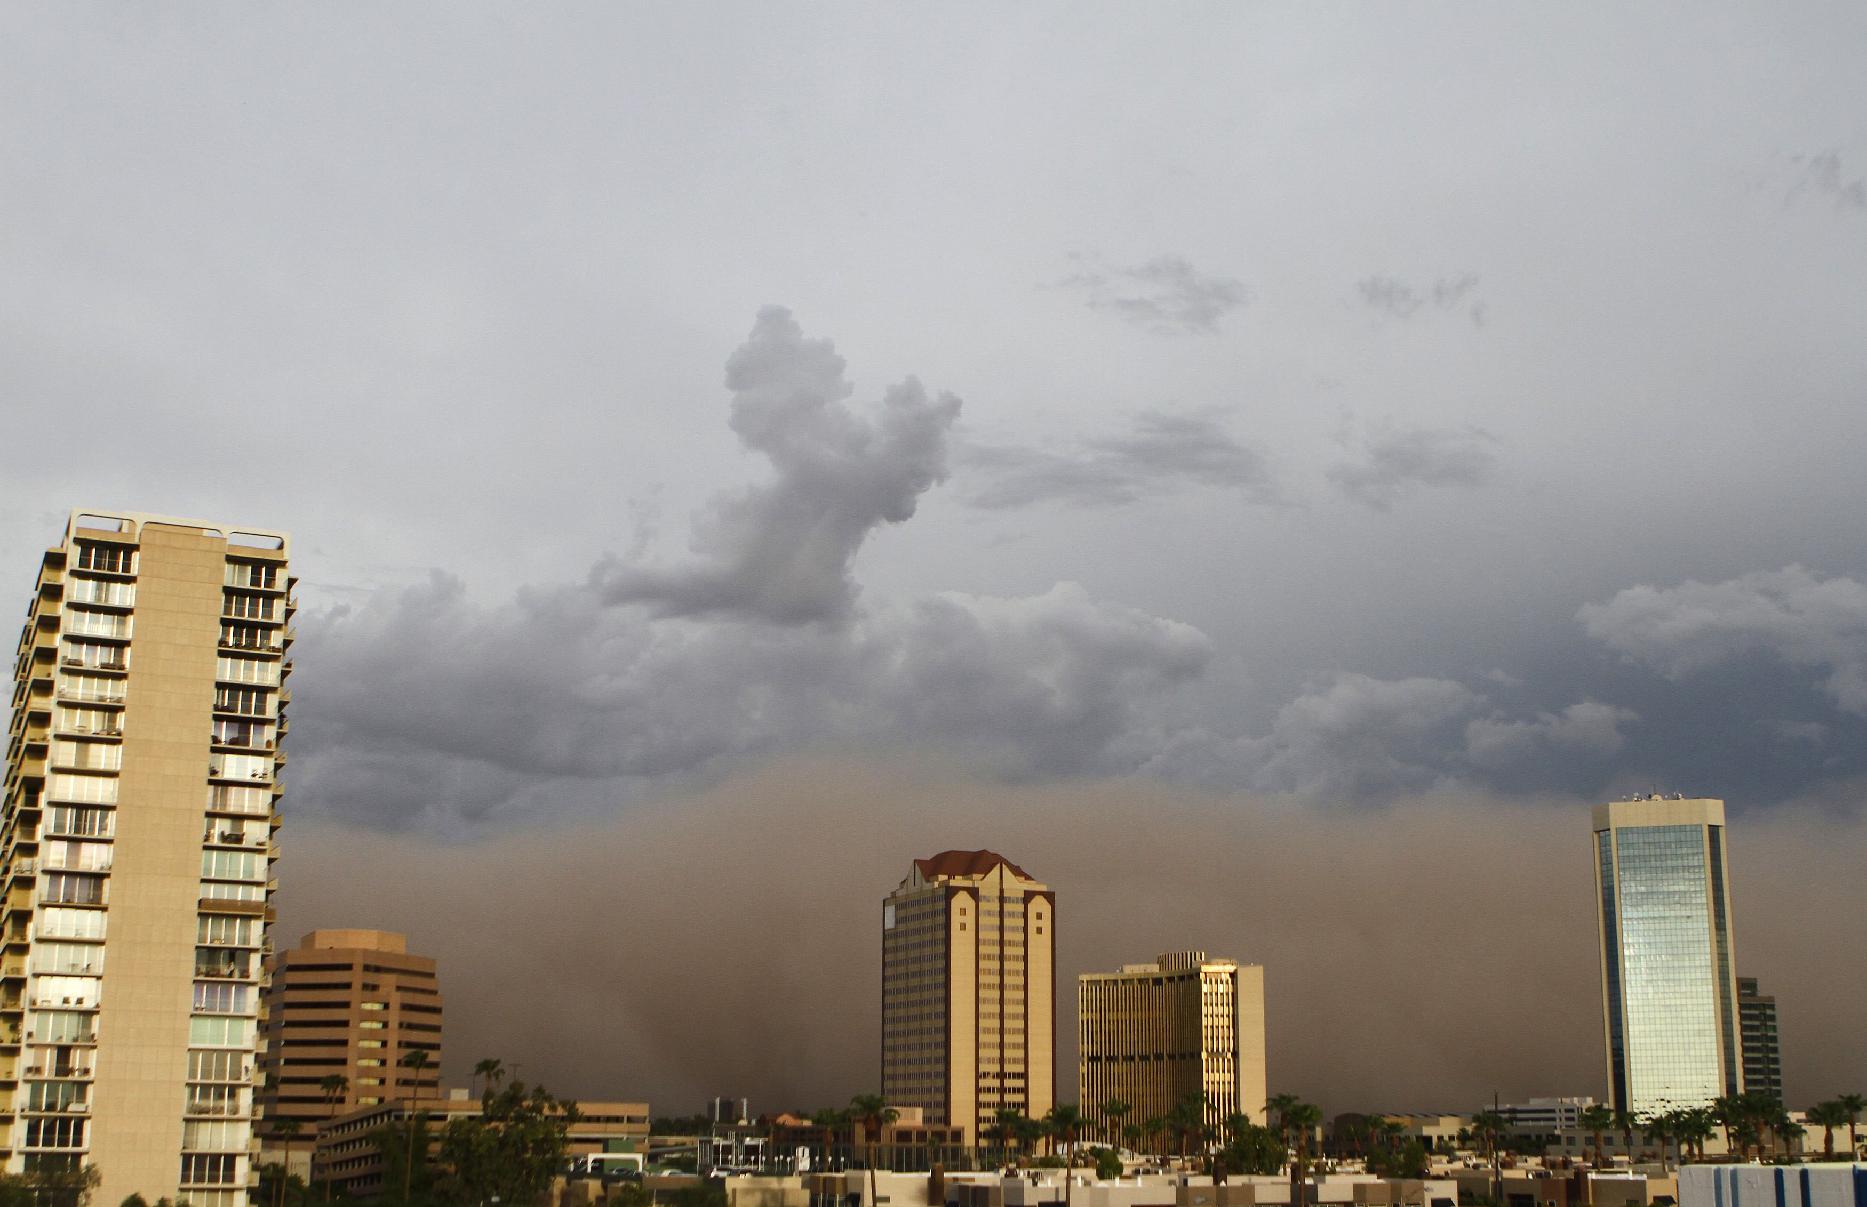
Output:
1 511 292 1206
1078 951 1266 1142
881 851 1054 1143
1736 977 1783 1105
1593 796 1742 1115
259 929 443 1130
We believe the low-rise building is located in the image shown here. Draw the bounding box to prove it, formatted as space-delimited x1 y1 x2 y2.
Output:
1680 1164 1867 1207
312 1089 648 1197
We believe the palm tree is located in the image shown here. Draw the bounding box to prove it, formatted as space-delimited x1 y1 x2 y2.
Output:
1122 1123 1143 1153
272 1119 302 1207
1099 1098 1131 1149
1838 1094 1865 1158
1470 1111 1507 1207
849 1093 899 1207
472 1057 504 1101
1274 1099 1322 1207
397 1048 432 1203
1610 1108 1639 1162
1579 1105 1613 1168
990 1108 1022 1166
1674 1108 1715 1164
1807 1102 1849 1160
1142 1116 1166 1161
1046 1104 1085 1207
1642 1113 1675 1173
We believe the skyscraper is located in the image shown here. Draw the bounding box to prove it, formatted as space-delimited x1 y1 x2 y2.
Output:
1078 951 1266 1142
881 850 1054 1143
1736 976 1783 1104
1 511 292 1206
258 929 444 1131
1593 796 1742 1115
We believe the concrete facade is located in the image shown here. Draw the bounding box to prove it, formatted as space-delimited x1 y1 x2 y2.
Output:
1078 951 1267 1139
258 928 443 1130
883 851 1055 1143
1 511 292 1206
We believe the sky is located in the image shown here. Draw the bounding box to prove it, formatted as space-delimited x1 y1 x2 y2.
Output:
4 4 1866 1114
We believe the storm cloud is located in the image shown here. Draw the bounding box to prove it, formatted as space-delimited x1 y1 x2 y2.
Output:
959 409 1277 509
594 308 961 625
1059 254 1249 334
1327 423 1498 510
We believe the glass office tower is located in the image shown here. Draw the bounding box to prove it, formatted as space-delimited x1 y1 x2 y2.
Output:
1593 796 1742 1115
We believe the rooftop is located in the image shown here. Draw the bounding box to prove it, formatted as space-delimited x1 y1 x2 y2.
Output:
913 849 1033 881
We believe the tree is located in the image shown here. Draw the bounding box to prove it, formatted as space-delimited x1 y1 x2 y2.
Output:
1610 1108 1640 1161
1099 1099 1131 1149
1672 1109 1715 1164
1579 1105 1613 1168
369 1116 434 1204
1090 1147 1124 1181
1807 1102 1849 1160
439 1077 580 1207
1271 1098 1322 1207
848 1093 899 1207
1838 1094 1865 1158
1470 1111 1507 1207
1046 1104 1085 1207
1221 1122 1287 1177
1141 1117 1166 1160
272 1120 304 1207
398 1048 433 1203
472 1057 505 1100
1642 1114 1675 1173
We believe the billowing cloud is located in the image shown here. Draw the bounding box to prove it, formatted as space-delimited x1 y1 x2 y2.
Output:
1242 672 1480 797
1465 701 1639 772
960 409 1277 509
291 576 1213 830
1580 565 1867 714
1327 423 1498 510
1060 254 1248 334
594 307 962 625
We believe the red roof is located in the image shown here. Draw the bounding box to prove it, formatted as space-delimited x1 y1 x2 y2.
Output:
913 849 1032 881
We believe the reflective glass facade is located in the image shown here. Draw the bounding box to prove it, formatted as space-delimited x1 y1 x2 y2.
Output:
1595 800 1742 1114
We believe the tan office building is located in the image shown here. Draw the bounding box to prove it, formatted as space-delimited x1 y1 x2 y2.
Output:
1078 951 1266 1141
259 929 443 1130
0 510 293 1207
882 850 1055 1143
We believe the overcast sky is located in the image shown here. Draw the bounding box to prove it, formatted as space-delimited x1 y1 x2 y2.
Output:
5 4 1866 1112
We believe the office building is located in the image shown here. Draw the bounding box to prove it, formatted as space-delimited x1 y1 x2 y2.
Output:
882 850 1054 1143
258 929 443 1130
1078 951 1266 1140
1735 977 1783 1104
1593 795 1742 1115
0 510 293 1206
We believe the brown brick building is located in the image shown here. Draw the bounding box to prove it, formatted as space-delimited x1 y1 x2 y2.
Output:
259 929 442 1130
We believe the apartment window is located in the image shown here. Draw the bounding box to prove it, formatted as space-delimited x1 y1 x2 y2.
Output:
207 784 271 815
74 543 133 574
198 881 265 902
360 1001 386 1011
212 753 271 782
26 1081 85 1113
46 805 113 837
197 915 257 946
60 640 127 671
54 704 121 736
214 686 271 716
222 591 276 621
23 1118 86 1149
225 562 278 590
31 943 103 976
358 1020 385 1030
193 982 251 1014
64 611 130 640
66 579 135 607
181 1154 239 1185
219 622 278 651
47 773 117 805
183 1121 246 1151
37 908 106 941
45 841 111 872
26 1010 93 1043
33 975 99 1008
187 1016 254 1048
42 873 104 906
216 656 278 686
212 718 273 747
201 849 266 882
188 1050 247 1082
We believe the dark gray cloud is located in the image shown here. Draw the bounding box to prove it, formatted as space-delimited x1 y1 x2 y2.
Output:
1327 423 1498 510
1788 151 1867 212
291 574 1214 830
1356 273 1484 324
1464 701 1639 773
276 764 1867 1115
1060 254 1248 334
959 409 1276 509
1580 565 1867 715
594 307 961 625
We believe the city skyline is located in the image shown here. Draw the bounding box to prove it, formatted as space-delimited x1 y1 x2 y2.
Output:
3 2 1866 1140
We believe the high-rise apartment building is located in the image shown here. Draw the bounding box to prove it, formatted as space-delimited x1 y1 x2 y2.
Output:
259 929 443 1130
881 850 1054 1142
1593 795 1742 1115
1736 977 1783 1104
1078 951 1265 1142
1 511 292 1206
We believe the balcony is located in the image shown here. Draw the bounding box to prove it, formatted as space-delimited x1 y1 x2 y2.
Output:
59 656 126 674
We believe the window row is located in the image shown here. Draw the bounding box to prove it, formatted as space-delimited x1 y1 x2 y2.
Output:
223 592 278 621
224 562 279 590
208 784 272 815
46 805 113 838
219 622 282 652
23 1117 85 1149
202 849 267 881
60 639 127 671
51 740 120 772
47 773 116 805
63 611 130 640
216 656 279 686
38 907 106 941
74 543 134 574
212 718 275 748
53 706 121 737
66 579 134 607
